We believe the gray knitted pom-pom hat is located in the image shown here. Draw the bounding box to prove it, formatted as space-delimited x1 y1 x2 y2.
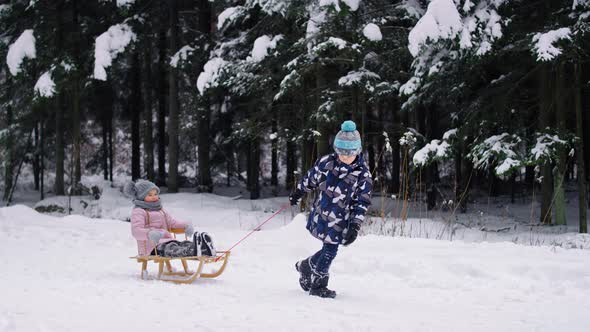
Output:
123 180 160 201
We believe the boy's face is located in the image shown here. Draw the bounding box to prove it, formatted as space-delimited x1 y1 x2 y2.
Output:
338 154 356 165
144 189 159 202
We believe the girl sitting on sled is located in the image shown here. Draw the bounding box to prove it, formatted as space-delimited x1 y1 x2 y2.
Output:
125 180 216 257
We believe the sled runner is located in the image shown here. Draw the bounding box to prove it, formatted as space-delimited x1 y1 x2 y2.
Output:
130 227 230 284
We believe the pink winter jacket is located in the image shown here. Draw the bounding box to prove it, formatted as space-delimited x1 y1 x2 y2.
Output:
130 208 188 256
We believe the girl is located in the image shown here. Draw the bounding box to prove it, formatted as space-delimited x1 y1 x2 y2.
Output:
289 120 373 298
125 180 216 257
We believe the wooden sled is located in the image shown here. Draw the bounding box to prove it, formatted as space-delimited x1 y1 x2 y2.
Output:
130 228 230 284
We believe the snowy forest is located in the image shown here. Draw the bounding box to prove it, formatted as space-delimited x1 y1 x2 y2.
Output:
1 0 589 232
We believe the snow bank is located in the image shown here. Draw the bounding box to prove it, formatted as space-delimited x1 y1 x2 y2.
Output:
93 23 136 80
6 29 36 76
2 204 590 332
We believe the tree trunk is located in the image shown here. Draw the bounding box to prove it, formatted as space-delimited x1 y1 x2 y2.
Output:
167 0 179 192
40 119 45 200
455 149 463 210
553 62 567 226
108 116 114 182
539 64 553 224
390 103 401 194
286 140 296 190
3 97 13 201
131 52 142 180
197 103 212 192
368 138 375 175
33 121 40 190
574 62 587 233
196 0 213 193
54 3 65 195
583 66 590 210
142 42 155 181
424 104 437 210
220 109 233 187
271 118 278 186
247 137 261 199
97 81 114 182
102 114 108 180
157 4 168 186
72 0 82 189
315 70 329 157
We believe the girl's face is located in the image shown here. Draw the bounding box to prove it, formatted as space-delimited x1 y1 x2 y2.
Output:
144 189 159 202
338 154 356 165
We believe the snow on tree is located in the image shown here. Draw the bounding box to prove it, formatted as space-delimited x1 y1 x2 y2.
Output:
363 23 382 41
93 23 136 81
197 57 227 95
0 4 11 15
572 0 590 9
338 69 380 92
249 35 283 62
407 0 463 57
413 139 451 167
217 6 249 30
401 0 509 102
531 28 572 61
170 45 195 68
6 29 36 76
116 0 135 7
320 0 363 12
246 0 290 16
306 2 329 52
34 71 55 98
529 132 575 164
468 133 524 176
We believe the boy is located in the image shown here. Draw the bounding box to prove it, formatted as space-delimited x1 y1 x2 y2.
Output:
290 120 372 298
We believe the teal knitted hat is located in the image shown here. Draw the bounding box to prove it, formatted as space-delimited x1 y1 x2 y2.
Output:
333 120 361 156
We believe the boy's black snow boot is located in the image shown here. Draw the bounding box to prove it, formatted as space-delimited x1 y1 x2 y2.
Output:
295 258 312 291
309 273 336 299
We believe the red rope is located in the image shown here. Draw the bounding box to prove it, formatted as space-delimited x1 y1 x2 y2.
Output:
215 204 289 261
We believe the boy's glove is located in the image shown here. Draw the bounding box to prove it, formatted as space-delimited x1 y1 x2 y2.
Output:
184 224 194 238
289 190 303 206
147 230 164 244
343 222 361 246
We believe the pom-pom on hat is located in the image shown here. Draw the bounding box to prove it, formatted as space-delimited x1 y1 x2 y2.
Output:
123 180 160 200
333 120 361 156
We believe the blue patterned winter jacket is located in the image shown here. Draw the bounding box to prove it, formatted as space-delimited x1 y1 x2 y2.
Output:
298 153 373 244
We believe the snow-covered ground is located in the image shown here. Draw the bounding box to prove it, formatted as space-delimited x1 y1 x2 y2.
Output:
1 195 590 332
